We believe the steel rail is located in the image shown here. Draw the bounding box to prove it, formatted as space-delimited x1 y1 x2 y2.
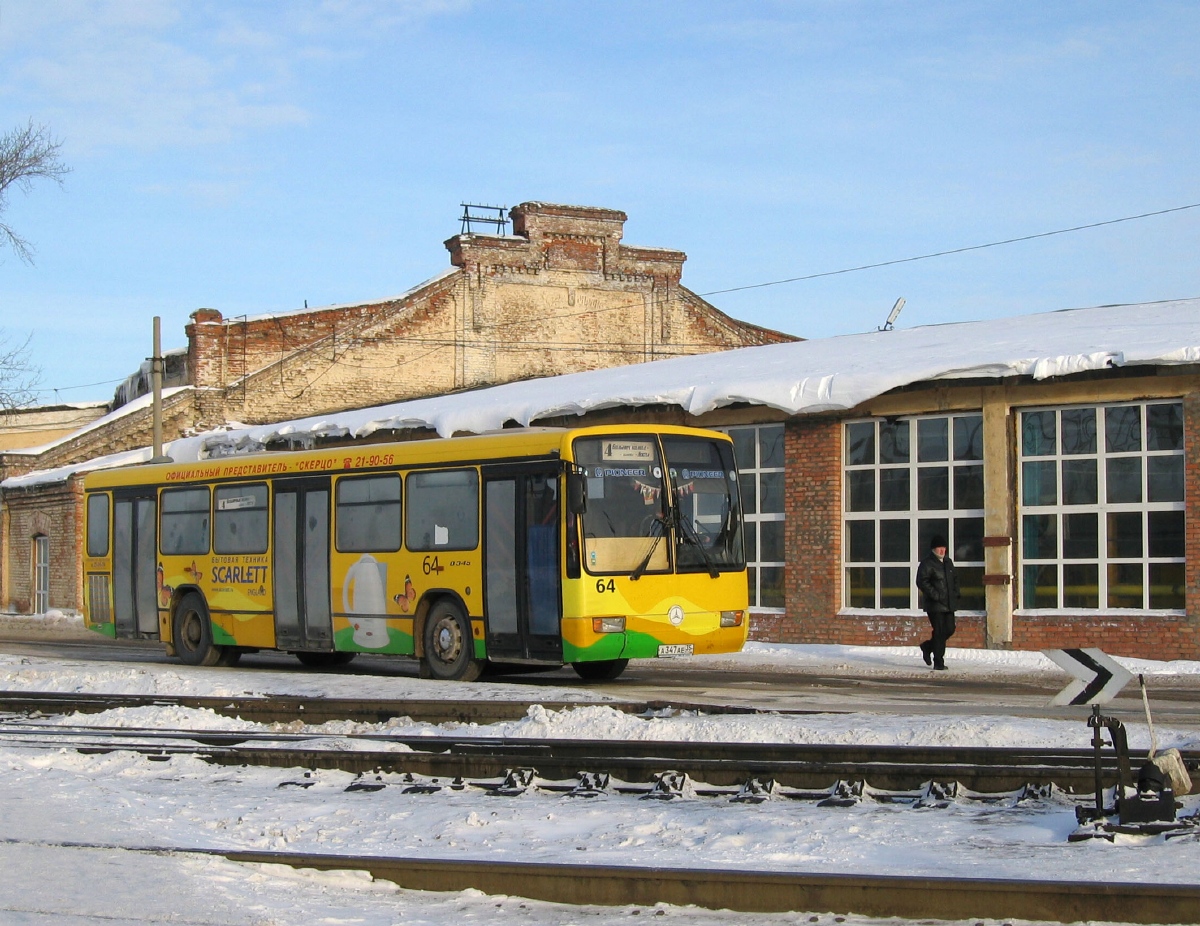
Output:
0 690 765 725
9 836 1197 922
215 850 1200 923
3 722 1189 792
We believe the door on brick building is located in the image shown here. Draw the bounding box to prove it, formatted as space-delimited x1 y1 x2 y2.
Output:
32 535 50 614
112 492 159 638
482 466 563 664
273 479 333 650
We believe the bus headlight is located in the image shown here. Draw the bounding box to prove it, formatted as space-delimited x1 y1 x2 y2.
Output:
592 617 626 634
720 610 744 627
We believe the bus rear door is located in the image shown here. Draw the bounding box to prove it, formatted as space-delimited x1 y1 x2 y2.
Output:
483 466 563 664
112 489 159 639
272 478 333 650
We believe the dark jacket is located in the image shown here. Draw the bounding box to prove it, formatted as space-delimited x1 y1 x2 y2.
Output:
916 554 960 614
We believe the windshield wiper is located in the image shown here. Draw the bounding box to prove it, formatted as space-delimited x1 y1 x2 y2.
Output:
630 515 666 581
675 508 719 578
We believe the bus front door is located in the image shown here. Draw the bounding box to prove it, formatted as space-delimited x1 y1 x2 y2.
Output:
483 468 563 664
272 479 333 650
112 492 159 639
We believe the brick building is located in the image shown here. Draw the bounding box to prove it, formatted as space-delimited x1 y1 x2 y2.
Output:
0 201 792 613
3 205 1196 662
12 297 1191 662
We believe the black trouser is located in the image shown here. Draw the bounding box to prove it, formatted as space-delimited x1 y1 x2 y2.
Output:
924 610 956 666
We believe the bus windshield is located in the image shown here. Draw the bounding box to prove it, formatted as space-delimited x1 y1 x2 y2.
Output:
662 435 744 572
573 436 668 575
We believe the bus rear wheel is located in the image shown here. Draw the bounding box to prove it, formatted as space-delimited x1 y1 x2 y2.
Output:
172 592 223 667
423 600 483 682
571 658 629 681
295 651 357 668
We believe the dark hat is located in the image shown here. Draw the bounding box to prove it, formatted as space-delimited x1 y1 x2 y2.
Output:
930 534 947 549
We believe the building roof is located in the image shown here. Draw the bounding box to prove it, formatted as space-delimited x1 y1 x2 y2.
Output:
4 297 1197 491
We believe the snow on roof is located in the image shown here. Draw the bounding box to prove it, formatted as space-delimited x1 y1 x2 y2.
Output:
4 298 1197 492
3 387 191 459
1 444 157 490
196 298 1198 452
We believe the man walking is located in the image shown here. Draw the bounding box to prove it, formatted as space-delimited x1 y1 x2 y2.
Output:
916 534 959 671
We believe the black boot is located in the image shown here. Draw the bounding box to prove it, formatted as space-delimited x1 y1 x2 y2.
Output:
920 641 932 666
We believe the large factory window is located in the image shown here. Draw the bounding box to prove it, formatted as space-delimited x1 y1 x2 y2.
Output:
726 424 785 611
843 414 986 611
1018 401 1185 611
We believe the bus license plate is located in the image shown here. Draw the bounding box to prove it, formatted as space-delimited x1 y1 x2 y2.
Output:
657 644 693 657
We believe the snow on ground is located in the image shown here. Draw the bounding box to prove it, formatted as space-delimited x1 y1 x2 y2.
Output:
1 615 1199 924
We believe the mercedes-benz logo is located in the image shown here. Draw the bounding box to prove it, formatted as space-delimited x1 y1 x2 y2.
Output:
668 605 685 626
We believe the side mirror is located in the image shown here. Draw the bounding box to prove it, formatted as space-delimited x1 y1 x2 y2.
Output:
566 472 588 514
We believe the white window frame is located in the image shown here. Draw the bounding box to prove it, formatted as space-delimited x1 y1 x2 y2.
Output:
33 534 50 614
723 424 786 612
842 413 987 614
1017 399 1186 613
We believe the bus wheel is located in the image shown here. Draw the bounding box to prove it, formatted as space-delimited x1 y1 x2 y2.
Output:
571 659 629 681
173 593 222 667
295 652 357 668
423 600 483 682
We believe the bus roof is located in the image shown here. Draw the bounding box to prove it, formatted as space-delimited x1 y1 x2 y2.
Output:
81 423 731 490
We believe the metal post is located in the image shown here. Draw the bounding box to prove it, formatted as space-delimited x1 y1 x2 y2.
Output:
150 316 171 464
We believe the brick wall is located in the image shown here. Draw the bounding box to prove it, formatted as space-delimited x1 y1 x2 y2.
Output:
187 201 793 429
764 415 988 649
767 417 840 642
2 478 82 613
751 391 1199 661
1011 613 1195 660
0 390 195 480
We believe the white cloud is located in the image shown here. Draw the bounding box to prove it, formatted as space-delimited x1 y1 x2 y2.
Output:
0 0 469 152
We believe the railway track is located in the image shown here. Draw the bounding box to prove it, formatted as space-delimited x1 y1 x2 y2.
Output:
5 692 1199 923
15 838 1200 923
0 690 760 725
3 715 1191 794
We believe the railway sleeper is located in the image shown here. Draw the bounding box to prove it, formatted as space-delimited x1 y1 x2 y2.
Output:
732 777 777 803
641 769 695 800
568 770 612 798
267 765 1097 814
817 779 864 807
914 780 957 809
490 767 538 796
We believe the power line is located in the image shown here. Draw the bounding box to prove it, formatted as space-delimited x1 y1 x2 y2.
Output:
31 198 1200 398
699 201 1200 298
32 376 124 396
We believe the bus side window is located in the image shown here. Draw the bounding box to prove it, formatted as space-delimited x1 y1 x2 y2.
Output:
86 494 110 557
214 484 269 554
336 474 402 552
160 487 211 555
406 470 479 551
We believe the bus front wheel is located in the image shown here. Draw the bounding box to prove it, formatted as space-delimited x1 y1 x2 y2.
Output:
172 592 223 667
423 600 483 682
571 658 629 681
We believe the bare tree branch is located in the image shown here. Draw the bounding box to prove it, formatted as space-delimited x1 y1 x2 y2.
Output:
0 330 41 412
0 119 69 264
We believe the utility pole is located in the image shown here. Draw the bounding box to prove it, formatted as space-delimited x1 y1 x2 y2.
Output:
150 316 172 463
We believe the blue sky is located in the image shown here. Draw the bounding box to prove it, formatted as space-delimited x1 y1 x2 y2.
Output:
1 1 1198 406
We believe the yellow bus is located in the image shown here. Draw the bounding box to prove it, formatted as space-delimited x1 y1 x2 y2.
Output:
81 425 748 681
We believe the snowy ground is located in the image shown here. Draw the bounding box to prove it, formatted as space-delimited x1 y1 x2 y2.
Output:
1 612 1198 925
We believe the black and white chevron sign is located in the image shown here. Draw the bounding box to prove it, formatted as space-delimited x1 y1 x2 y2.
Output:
1044 648 1133 706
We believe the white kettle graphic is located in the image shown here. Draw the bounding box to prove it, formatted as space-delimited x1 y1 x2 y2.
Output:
343 554 388 648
